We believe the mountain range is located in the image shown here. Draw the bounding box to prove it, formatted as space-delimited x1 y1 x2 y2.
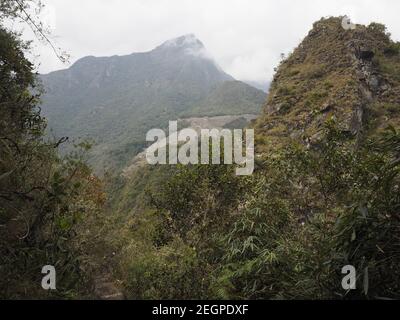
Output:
40 34 266 170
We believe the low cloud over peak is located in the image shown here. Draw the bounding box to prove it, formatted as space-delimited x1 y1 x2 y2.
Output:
24 0 400 84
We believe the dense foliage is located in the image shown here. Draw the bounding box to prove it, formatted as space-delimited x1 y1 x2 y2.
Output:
2 9 399 300
0 7 105 298
106 18 400 300
109 121 399 300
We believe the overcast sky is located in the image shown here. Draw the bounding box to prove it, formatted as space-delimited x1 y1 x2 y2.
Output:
16 0 400 83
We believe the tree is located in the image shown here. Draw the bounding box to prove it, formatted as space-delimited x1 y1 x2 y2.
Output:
0 0 69 62
217 122 400 299
0 6 104 298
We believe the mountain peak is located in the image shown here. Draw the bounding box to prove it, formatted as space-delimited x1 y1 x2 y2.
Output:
255 16 399 152
159 34 204 50
153 34 209 58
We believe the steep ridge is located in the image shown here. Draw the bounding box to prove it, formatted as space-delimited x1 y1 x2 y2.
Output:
254 17 400 152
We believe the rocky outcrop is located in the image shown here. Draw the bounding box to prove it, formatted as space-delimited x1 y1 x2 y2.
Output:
254 17 400 152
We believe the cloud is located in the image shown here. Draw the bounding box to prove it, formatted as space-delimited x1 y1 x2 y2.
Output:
21 0 400 83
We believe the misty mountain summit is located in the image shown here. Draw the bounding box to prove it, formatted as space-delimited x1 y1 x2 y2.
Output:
40 34 265 170
155 33 207 54
148 33 234 88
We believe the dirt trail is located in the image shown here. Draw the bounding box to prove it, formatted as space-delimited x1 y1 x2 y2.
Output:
93 274 125 300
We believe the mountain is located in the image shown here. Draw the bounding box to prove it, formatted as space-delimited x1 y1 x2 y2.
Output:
40 34 266 171
254 17 400 152
104 17 400 300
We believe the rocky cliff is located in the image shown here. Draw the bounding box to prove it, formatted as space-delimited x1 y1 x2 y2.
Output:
255 17 400 152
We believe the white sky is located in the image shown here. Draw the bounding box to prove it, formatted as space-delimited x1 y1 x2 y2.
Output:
14 0 400 83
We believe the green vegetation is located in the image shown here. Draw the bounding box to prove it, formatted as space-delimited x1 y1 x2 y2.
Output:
104 120 400 299
2 10 400 300
218 122 400 299
0 2 106 298
102 17 400 300
40 40 265 173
